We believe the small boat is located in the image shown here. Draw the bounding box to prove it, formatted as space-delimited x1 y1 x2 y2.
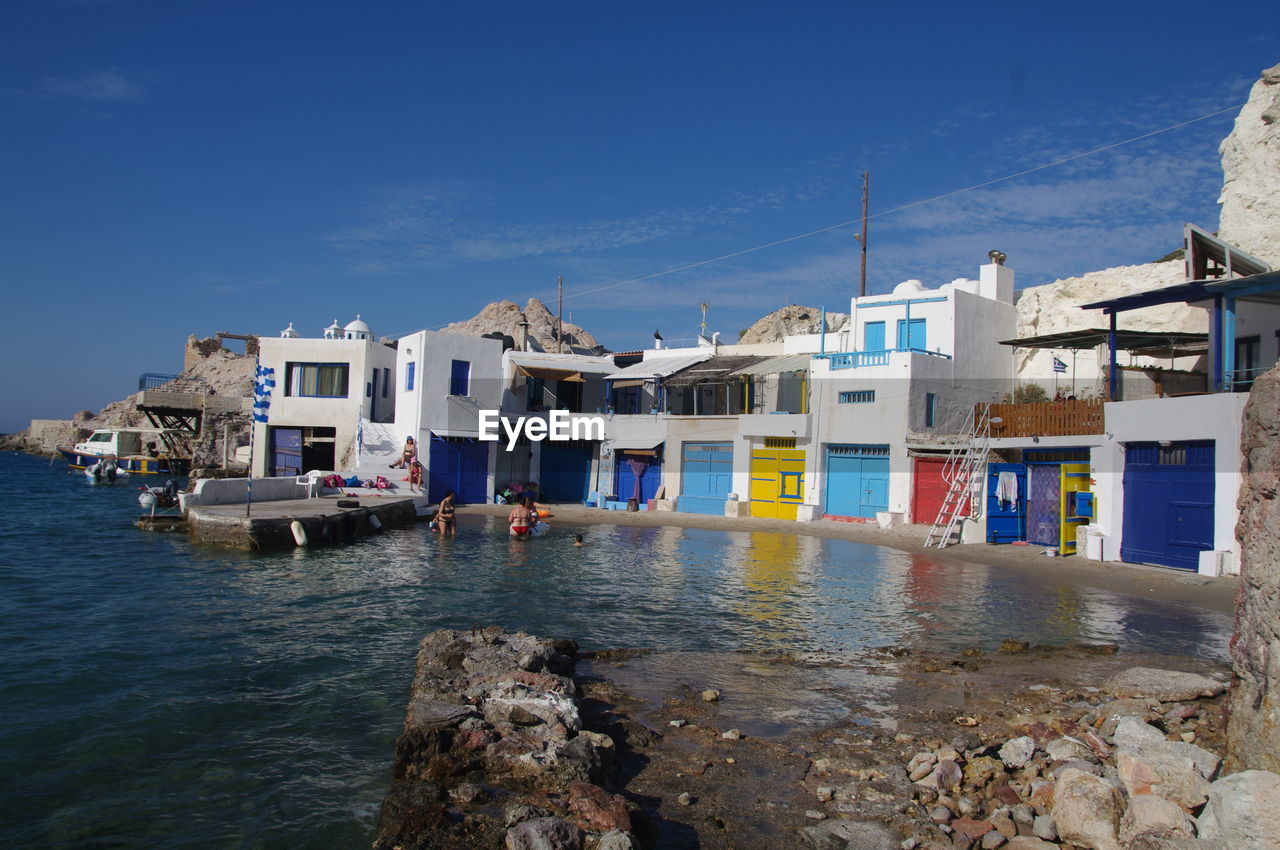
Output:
85 458 128 484
57 429 192 476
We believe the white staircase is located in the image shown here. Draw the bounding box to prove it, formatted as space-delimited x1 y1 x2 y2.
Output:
353 419 405 481
924 403 993 549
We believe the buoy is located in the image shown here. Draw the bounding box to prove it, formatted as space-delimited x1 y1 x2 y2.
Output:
368 514 382 530
290 520 308 547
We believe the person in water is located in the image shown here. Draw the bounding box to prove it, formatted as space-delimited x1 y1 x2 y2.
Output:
571 533 584 547
390 436 417 469
435 490 456 534
508 496 534 538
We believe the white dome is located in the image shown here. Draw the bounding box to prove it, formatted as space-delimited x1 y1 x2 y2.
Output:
280 322 300 338
892 279 925 295
344 314 372 334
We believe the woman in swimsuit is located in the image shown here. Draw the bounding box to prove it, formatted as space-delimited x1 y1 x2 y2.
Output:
390 437 417 469
436 490 456 535
508 496 534 538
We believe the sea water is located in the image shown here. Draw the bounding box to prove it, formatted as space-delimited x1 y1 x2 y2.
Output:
0 451 1231 847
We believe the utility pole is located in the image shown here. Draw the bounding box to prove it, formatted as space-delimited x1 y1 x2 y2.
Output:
856 171 870 297
556 276 564 353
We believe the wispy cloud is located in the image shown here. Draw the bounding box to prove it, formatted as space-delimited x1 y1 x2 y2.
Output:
44 69 142 102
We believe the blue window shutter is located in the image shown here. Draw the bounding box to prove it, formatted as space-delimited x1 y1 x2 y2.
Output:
863 321 885 351
450 360 470 395
406 362 415 391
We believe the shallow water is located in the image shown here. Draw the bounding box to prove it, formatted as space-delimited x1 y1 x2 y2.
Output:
0 451 1231 847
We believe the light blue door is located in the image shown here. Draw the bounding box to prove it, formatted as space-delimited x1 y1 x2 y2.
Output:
680 441 734 515
863 321 885 351
896 318 926 350
825 445 890 518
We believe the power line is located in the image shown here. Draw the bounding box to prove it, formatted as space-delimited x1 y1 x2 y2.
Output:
389 101 1243 338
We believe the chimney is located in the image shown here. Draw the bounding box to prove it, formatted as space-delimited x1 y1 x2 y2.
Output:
517 314 531 351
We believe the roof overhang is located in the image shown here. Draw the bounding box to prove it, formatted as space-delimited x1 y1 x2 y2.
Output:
999 329 1209 355
515 365 584 382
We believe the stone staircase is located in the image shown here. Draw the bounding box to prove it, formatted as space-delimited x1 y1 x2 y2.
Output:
354 419 409 482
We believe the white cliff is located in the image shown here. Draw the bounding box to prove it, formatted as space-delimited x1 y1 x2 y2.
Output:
1219 62 1280 268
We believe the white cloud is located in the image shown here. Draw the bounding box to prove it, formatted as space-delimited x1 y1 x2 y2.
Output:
44 69 142 101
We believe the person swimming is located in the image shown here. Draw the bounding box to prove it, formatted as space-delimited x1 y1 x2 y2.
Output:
571 533 584 547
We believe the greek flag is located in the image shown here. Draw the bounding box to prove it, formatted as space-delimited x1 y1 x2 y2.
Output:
1052 356 1068 374
253 364 275 423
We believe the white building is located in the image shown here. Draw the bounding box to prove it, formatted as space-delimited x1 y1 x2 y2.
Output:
252 317 397 477
805 258 1017 523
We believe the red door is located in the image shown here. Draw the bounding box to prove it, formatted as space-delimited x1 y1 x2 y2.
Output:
912 456 968 524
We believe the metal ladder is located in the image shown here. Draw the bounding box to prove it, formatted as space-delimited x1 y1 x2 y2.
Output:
924 403 992 549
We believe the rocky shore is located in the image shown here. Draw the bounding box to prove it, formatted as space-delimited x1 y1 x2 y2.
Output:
375 628 1279 850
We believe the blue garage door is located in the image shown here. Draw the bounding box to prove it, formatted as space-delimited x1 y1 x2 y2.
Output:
824 444 890 519
986 463 1027 543
540 442 594 503
1122 441 1214 570
615 452 662 504
680 441 734 515
428 435 488 504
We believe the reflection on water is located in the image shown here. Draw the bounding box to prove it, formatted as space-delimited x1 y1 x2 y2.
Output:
0 449 1233 849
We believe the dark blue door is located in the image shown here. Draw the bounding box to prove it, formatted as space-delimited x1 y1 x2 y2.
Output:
615 453 662 504
270 428 302 477
1122 441 1215 570
680 441 734 514
824 445 890 519
986 463 1027 543
540 443 593 503
428 436 488 504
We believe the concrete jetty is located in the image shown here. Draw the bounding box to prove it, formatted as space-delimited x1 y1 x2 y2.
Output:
186 492 429 550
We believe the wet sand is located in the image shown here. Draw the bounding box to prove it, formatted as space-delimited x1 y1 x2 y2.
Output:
463 501 1239 617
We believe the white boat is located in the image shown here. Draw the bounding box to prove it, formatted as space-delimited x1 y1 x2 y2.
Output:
57 429 192 476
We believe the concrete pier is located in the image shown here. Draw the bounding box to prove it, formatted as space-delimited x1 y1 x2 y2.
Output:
186 493 429 550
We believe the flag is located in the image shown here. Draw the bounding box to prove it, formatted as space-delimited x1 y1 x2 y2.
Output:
1052 356 1068 374
253 364 275 423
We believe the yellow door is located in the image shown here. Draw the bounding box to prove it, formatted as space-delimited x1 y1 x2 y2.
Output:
750 441 806 520
1059 462 1091 555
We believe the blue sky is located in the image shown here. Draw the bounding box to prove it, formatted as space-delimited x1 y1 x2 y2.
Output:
2 1 1277 433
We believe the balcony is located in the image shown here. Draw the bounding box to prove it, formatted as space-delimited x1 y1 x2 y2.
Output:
819 348 952 370
984 399 1105 439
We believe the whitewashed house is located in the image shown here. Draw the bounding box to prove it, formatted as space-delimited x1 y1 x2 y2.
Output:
251 316 397 477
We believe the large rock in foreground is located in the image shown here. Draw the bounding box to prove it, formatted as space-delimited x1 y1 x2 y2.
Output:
374 627 639 850
1228 363 1280 774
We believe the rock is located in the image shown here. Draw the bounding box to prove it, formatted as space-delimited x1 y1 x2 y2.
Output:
448 782 487 804
567 781 631 833
1119 795 1195 845
442 298 602 354
721 729 742 740
999 639 1030 654
816 785 836 802
1229 361 1280 773
952 731 984 753
1196 769 1280 849
677 792 692 806
1045 738 1097 763
953 818 995 840
1095 698 1161 737
738 305 849 345
1219 63 1280 267
1003 839 1058 850
981 830 1007 849
506 804 553 827
668 719 686 728
1116 748 1210 810
1050 767 1124 850
1111 717 1167 750
1031 814 1056 841
999 738 1036 770
990 811 1016 838
504 816 581 850
1051 759 1102 779
701 689 721 702
596 831 638 850
1010 804 1035 825
919 759 963 792
805 819 900 850
1102 668 1226 702
930 804 953 824
805 810 827 820
964 756 1006 788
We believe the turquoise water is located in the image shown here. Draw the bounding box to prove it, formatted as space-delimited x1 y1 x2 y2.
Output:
0 451 1231 847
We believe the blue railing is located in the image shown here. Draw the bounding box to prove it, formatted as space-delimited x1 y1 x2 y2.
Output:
815 348 952 370
138 372 180 390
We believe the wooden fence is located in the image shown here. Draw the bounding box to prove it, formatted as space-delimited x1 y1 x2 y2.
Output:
984 399 1105 438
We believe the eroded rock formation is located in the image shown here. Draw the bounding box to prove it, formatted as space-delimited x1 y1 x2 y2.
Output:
440 298 602 353
1228 362 1280 774
737 305 849 345
1219 62 1280 268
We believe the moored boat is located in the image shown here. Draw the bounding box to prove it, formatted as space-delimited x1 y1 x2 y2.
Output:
57 428 192 476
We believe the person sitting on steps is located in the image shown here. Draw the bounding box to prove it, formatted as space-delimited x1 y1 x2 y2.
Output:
389 436 417 469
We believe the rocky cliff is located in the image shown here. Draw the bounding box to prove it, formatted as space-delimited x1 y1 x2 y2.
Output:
737 305 849 344
1219 62 1280 268
440 297 602 353
1227 362 1280 774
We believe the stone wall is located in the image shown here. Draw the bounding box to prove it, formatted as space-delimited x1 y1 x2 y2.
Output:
1227 362 1280 773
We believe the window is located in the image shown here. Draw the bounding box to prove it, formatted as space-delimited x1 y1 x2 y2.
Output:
450 360 470 396
839 390 876 404
526 376 545 411
896 318 926 350
405 362 415 392
613 385 642 414
863 321 885 352
88 432 113 442
382 368 390 398
285 362 349 398
925 392 937 427
764 437 797 449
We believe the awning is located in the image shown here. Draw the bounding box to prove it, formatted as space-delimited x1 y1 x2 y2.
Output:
999 329 1209 355
609 379 645 388
661 354 765 387
609 438 664 451
606 352 711 382
730 353 813 376
515 365 584 382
